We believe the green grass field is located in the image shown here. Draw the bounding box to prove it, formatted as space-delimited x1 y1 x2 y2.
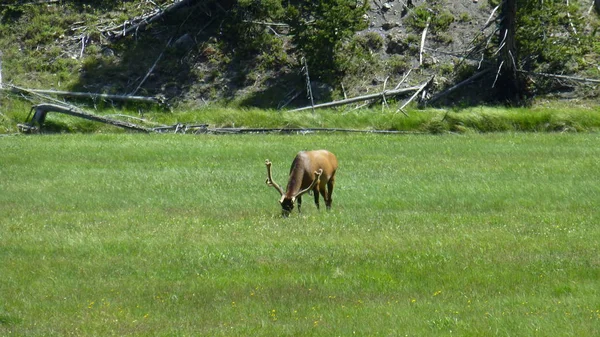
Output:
1 133 599 336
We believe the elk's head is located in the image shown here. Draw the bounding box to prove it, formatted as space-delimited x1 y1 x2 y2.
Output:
265 159 322 217
279 196 295 217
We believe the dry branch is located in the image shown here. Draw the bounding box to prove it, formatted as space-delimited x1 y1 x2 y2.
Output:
519 71 600 84
19 103 151 133
106 0 199 41
0 51 3 90
193 126 425 135
423 69 491 106
130 37 173 96
0 0 59 6
397 76 434 113
289 85 422 112
419 17 431 66
6 85 163 104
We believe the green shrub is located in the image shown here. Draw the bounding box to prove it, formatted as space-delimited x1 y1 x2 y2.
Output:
355 32 385 52
285 0 369 83
406 4 454 34
458 12 471 23
386 55 411 74
515 0 592 75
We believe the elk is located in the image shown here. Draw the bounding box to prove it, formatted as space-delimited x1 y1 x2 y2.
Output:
265 150 338 217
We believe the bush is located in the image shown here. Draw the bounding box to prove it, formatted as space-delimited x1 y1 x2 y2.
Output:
386 55 410 74
285 0 369 83
406 4 454 34
511 0 594 94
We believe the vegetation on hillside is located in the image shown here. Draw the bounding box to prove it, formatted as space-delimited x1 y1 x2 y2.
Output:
0 0 599 133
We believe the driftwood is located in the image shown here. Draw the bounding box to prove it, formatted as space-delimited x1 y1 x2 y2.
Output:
106 0 199 40
19 103 151 133
289 85 422 112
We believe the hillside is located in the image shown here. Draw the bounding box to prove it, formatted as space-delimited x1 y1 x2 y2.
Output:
0 0 599 114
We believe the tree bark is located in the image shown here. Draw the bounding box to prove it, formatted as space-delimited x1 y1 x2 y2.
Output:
496 0 525 104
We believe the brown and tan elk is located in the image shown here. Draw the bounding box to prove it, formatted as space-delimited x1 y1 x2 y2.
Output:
265 150 338 216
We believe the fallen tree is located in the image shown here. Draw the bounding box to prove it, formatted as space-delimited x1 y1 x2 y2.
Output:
289 84 423 112
19 103 152 133
6 85 163 105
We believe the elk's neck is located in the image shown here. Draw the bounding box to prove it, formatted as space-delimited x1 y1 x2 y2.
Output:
285 163 305 198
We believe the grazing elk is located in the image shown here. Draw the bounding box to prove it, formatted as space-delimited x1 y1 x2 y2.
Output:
265 150 338 217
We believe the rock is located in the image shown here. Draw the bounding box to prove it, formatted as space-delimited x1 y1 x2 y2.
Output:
382 22 400 30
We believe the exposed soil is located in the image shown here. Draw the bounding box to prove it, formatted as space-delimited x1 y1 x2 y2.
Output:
4 0 597 110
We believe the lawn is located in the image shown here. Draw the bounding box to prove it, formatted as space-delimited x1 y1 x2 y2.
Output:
1 133 599 336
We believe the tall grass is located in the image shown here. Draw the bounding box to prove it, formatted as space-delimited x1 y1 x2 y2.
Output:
1 133 599 336
2 103 600 134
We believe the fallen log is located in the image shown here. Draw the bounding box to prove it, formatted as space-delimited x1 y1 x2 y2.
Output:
198 127 425 135
289 85 421 112
19 103 152 133
6 85 163 104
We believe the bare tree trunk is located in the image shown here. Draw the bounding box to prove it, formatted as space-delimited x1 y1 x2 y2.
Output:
496 0 524 103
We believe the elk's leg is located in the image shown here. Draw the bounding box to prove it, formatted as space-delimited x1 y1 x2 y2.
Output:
325 176 335 210
313 186 320 210
297 195 302 213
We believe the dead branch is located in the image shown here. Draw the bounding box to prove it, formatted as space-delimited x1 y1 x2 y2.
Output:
289 85 422 112
394 69 413 90
190 126 425 135
19 103 152 133
5 85 163 104
278 89 302 110
244 21 289 27
301 57 315 114
130 37 173 96
423 69 492 106
106 0 199 41
0 0 59 6
419 17 431 66
484 5 500 29
381 76 390 112
518 71 600 84
492 60 504 88
397 76 434 113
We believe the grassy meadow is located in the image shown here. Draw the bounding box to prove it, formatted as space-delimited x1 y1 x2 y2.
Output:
1 133 600 336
